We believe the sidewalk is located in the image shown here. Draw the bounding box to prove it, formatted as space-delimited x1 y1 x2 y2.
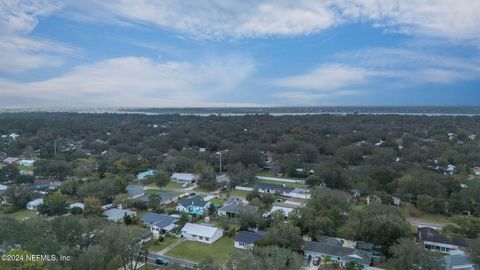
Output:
156 237 184 255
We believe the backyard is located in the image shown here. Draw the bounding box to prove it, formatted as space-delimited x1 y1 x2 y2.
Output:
165 237 234 264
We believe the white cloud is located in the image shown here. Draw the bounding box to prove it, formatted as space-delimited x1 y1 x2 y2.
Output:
337 0 480 43
64 0 480 42
272 64 373 91
0 0 74 73
0 55 256 107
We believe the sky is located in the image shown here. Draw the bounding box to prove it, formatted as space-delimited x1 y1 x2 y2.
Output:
0 0 480 108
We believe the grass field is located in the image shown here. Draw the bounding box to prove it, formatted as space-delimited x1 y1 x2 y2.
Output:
164 182 184 190
229 189 250 198
149 236 178 252
18 165 34 171
166 237 234 264
5 209 37 220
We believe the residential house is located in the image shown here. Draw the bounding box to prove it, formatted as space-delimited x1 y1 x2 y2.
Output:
444 250 475 270
181 223 223 244
137 169 157 180
0 184 7 193
417 227 469 253
217 199 258 218
234 231 265 250
304 239 373 269
141 213 178 237
68 202 85 210
176 195 210 215
103 208 136 222
26 199 44 210
137 190 179 205
3 157 20 165
19 160 35 167
265 201 301 217
254 183 310 199
32 180 61 190
216 174 230 185
126 184 144 199
170 173 199 185
472 167 480 176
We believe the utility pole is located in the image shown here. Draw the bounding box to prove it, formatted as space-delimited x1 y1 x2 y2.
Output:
54 139 57 155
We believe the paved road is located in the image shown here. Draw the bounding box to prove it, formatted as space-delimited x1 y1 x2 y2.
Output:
407 217 449 229
147 253 197 269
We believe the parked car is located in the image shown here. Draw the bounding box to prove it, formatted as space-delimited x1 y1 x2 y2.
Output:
312 257 320 266
155 257 169 265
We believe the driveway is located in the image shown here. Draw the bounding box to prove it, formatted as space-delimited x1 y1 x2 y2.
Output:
406 217 449 229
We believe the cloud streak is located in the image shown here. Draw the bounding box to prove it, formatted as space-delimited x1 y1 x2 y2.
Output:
0 55 256 107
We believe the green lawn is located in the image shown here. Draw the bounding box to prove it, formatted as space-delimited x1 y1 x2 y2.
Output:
149 236 178 252
6 209 37 220
17 165 34 171
229 189 250 198
164 182 184 190
166 237 234 264
144 189 159 195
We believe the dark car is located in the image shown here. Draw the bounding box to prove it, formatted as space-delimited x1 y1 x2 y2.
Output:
155 257 169 265
312 257 320 266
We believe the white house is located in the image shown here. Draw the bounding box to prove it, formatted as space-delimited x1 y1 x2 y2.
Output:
265 202 300 217
69 202 85 209
27 199 44 210
19 160 36 167
0 184 7 193
103 208 136 222
3 157 20 165
170 173 198 185
181 223 223 244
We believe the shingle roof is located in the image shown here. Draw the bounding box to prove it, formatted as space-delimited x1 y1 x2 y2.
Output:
218 200 258 215
178 195 208 208
171 173 198 181
126 185 144 198
235 231 265 245
417 227 469 247
444 251 474 270
181 223 222 238
304 241 372 265
103 208 136 221
141 213 178 229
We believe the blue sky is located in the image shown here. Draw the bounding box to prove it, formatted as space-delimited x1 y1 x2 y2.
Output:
0 1 479 108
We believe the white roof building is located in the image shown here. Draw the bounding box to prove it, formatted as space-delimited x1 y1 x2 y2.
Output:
103 208 136 222
181 223 223 244
19 160 36 167
170 173 199 184
0 184 7 192
27 199 44 210
69 202 85 209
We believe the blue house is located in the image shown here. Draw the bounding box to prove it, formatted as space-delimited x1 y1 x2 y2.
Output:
137 169 157 180
176 195 210 215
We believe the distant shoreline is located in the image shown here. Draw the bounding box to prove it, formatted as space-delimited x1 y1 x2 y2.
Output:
1 106 480 116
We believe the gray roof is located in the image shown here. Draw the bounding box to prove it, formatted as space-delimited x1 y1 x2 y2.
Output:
178 195 208 208
103 208 136 222
445 253 474 270
127 185 144 198
218 200 258 215
141 213 178 229
304 241 372 265
254 183 294 193
418 227 470 247
137 190 179 203
235 231 265 245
